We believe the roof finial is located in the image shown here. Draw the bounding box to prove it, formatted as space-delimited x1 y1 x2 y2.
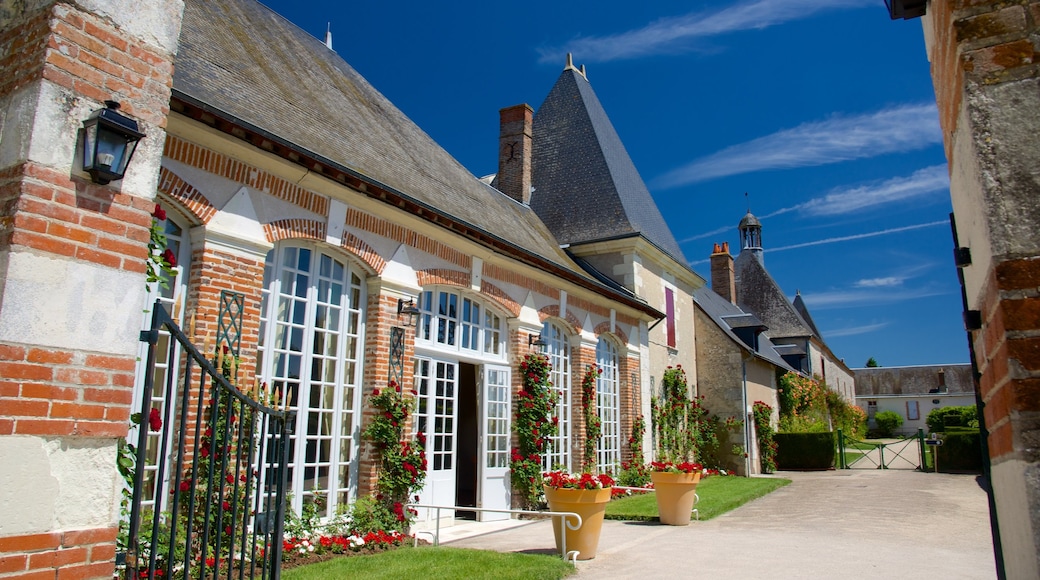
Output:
745 191 750 213
564 53 588 80
566 53 573 70
325 22 333 50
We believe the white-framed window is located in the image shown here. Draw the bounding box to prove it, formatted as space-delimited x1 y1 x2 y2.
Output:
131 211 192 507
596 337 620 473
542 321 571 471
416 289 505 359
258 244 364 517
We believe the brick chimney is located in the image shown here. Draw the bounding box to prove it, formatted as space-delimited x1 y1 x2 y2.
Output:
711 242 737 304
498 104 533 204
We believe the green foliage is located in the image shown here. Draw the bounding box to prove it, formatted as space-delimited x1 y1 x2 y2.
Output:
146 204 178 289
605 475 791 521
344 495 400 536
510 353 558 509
936 429 983 472
926 405 978 433
363 381 427 531
752 401 777 473
873 410 904 437
651 366 739 468
865 357 880 367
778 372 866 438
580 365 602 472
774 432 836 470
615 414 649 487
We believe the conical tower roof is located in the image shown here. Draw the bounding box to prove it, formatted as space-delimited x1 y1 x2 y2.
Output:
530 65 686 263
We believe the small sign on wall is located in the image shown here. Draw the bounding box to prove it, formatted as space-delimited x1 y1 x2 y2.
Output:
906 400 920 421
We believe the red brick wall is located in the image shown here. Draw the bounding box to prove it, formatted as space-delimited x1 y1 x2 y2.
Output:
0 527 118 580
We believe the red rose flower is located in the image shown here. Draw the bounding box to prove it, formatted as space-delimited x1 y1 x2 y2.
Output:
152 204 167 221
161 248 176 268
148 408 162 431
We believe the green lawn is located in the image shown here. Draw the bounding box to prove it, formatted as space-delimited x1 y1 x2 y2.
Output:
605 476 791 521
282 546 574 580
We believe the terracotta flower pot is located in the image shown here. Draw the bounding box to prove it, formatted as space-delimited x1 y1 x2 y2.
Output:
543 485 611 560
650 471 701 526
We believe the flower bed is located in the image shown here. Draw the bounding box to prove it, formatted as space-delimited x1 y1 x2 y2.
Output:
282 530 415 568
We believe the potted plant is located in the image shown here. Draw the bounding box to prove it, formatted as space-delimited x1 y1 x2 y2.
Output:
542 471 614 560
648 461 702 526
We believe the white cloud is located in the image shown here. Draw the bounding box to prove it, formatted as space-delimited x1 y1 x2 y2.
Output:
798 165 949 216
855 277 904 288
652 103 942 188
769 220 948 253
538 0 876 64
821 321 890 338
798 286 949 310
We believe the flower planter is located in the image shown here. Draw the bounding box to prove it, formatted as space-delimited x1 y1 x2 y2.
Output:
650 471 701 526
543 486 611 560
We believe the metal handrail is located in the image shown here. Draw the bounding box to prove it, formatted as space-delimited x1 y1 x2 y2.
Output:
612 486 701 520
405 504 583 563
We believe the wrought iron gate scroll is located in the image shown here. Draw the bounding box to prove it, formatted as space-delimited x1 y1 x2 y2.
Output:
125 301 294 580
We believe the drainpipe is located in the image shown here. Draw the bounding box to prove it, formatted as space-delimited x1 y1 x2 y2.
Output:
741 353 751 477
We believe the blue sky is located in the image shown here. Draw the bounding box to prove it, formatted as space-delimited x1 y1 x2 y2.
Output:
258 0 967 368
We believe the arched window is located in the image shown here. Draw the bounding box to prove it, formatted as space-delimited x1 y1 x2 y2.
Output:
132 211 192 507
596 337 620 472
258 244 364 517
416 288 504 358
542 321 571 471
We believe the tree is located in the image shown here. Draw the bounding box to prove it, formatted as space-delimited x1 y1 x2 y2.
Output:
865 357 880 367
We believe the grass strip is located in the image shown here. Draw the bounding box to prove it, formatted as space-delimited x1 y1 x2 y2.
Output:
282 546 575 580
605 476 791 522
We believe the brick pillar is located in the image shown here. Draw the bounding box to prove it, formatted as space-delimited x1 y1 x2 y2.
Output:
497 104 533 205
922 3 1040 578
357 282 418 497
0 2 182 578
571 339 597 471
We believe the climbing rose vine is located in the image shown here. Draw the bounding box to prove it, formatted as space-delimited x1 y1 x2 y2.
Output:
363 381 427 531
510 353 557 509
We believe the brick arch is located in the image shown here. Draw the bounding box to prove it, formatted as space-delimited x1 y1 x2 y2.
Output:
593 321 629 347
416 269 470 288
538 305 583 335
158 166 217 224
263 218 326 243
341 233 385 275
480 280 521 318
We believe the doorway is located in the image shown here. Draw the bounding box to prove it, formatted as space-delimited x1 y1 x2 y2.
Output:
455 363 478 519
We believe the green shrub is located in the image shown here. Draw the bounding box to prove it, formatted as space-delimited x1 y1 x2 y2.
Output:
873 410 903 437
926 405 978 433
935 429 983 473
774 432 836 470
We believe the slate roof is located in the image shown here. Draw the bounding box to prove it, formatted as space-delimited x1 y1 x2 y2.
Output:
173 0 576 271
693 287 793 371
734 250 815 340
529 68 687 264
792 292 823 338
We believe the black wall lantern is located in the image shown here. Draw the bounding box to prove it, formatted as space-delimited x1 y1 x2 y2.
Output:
397 298 420 327
529 332 547 350
82 100 145 184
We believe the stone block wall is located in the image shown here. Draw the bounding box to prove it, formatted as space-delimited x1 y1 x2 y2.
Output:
922 1 1040 577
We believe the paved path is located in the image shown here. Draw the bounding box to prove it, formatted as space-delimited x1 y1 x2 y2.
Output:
446 470 996 579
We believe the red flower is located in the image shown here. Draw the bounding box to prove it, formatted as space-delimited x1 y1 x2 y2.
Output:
372 388 380 397
148 408 162 431
161 248 177 268
152 204 166 221
222 501 231 511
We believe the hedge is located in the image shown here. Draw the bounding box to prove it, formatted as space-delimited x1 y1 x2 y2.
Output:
775 432 836 470
935 428 983 473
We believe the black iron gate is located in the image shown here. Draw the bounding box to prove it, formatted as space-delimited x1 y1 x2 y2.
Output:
125 301 294 579
838 429 926 470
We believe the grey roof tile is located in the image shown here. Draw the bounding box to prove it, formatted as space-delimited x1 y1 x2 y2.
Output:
174 0 574 269
693 286 794 371
529 69 686 263
734 251 815 340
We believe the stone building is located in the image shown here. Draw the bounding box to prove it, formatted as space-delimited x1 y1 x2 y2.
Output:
693 253 794 475
854 364 975 435
889 1 1040 576
709 212 856 403
494 57 705 462
0 0 675 575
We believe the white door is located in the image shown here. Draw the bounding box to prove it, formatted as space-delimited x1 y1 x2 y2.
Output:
414 357 458 523
478 365 511 522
